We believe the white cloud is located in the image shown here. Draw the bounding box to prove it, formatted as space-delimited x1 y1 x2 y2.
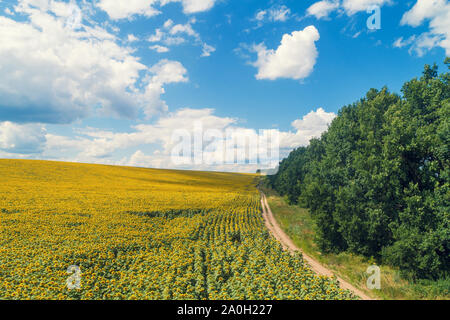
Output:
393 35 416 48
75 108 269 171
2 106 335 172
146 18 214 57
255 5 291 24
4 7 13 15
148 28 164 42
42 108 235 162
97 0 217 19
149 59 188 84
400 0 450 55
307 0 391 18
163 19 174 28
97 0 160 20
0 1 188 123
289 108 336 144
169 20 200 39
277 108 336 149
400 0 445 26
307 1 340 19
342 0 391 15
0 122 47 154
352 31 362 38
142 60 189 117
255 10 266 21
268 5 291 22
164 36 187 45
67 107 332 166
252 26 320 81
201 43 216 57
150 44 170 52
162 0 217 14
128 150 160 167
411 33 444 57
127 34 139 42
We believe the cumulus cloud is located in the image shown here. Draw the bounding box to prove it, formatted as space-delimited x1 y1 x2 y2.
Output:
30 107 333 172
149 59 188 84
0 122 47 154
1 105 336 172
306 1 340 19
0 1 188 124
96 0 160 20
252 26 320 81
40 108 235 162
285 108 336 147
400 0 450 55
275 108 336 150
142 60 188 117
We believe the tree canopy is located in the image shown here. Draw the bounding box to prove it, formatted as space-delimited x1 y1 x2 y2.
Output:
267 61 450 279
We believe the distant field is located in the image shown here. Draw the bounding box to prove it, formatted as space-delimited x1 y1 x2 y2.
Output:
0 159 354 300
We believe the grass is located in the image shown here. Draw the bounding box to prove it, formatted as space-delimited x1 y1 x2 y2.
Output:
261 185 450 300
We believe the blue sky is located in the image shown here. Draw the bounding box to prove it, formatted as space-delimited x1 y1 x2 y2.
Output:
0 0 448 172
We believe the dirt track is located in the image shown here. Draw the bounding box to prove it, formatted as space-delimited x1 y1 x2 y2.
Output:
260 193 373 300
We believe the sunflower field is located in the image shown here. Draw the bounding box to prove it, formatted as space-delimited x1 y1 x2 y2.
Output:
0 159 355 300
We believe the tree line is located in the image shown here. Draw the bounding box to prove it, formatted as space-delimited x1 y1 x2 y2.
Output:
267 60 449 280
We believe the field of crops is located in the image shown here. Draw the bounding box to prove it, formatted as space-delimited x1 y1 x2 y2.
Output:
0 159 355 300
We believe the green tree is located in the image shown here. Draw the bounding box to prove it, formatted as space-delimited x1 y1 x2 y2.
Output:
267 60 450 279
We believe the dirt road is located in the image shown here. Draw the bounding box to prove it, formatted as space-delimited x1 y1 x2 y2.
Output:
260 193 373 300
